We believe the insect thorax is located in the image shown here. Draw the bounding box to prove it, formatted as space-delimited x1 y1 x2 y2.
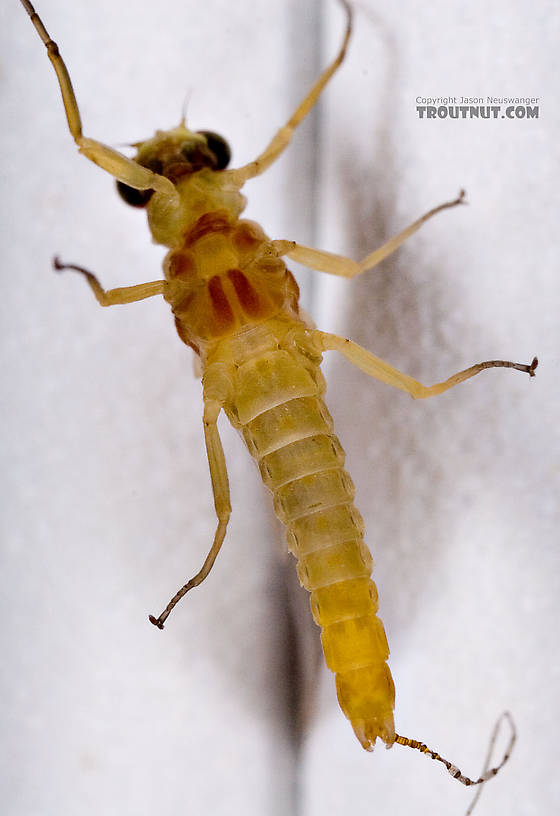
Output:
161 203 301 356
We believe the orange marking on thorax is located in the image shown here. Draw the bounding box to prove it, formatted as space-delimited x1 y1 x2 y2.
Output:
207 275 235 331
182 210 233 248
164 212 301 350
227 269 265 318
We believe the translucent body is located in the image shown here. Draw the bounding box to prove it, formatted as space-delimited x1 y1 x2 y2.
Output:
160 172 396 746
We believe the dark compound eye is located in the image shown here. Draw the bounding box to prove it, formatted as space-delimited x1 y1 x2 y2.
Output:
142 157 164 174
116 181 154 208
197 130 231 170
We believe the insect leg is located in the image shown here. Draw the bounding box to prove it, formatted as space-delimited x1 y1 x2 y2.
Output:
230 0 352 185
311 331 538 398
273 191 465 277
149 396 232 629
20 0 178 201
53 258 166 306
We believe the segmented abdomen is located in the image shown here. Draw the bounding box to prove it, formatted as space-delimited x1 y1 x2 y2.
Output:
228 343 396 749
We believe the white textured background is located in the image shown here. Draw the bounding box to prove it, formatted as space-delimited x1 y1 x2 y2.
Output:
1 1 558 815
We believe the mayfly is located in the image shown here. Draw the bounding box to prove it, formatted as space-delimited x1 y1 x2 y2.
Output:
20 0 535 801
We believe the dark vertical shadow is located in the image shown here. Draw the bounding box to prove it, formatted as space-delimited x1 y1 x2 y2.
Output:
319 5 443 660
269 2 324 815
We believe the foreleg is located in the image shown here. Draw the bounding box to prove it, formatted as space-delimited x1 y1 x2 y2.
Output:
230 1 352 184
21 0 178 202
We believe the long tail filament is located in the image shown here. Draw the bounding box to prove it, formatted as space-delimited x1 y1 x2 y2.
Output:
395 711 516 813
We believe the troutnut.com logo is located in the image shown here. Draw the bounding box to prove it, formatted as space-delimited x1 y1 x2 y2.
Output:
416 96 540 119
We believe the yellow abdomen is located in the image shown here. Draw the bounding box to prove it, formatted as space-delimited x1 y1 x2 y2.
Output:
225 337 396 749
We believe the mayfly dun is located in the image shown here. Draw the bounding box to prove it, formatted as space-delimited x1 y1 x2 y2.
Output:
18 0 536 807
